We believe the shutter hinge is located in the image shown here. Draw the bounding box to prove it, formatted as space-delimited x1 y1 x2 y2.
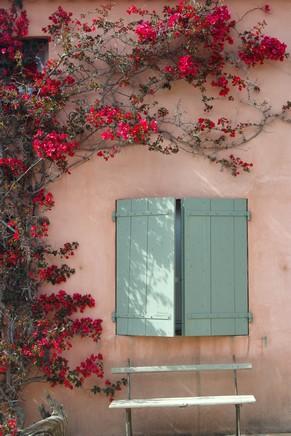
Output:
248 312 253 323
247 211 251 221
112 311 117 322
112 211 116 222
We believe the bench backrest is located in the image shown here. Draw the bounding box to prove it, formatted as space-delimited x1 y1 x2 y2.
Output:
111 363 252 375
112 361 253 400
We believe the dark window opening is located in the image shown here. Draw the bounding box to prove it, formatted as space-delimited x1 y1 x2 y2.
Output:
175 199 182 335
22 38 48 72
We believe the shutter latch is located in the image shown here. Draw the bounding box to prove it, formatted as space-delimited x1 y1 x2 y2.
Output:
112 211 116 222
112 311 117 322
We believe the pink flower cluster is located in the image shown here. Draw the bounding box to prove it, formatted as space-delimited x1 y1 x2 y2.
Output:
58 242 78 258
263 4 271 13
87 106 158 145
203 6 235 50
33 130 78 163
211 76 230 96
0 249 22 267
34 290 95 316
33 74 75 98
135 21 157 42
239 34 287 66
0 158 27 176
76 354 104 379
33 189 55 209
206 6 231 26
30 218 49 238
37 78 62 97
127 5 148 16
178 55 198 78
168 12 181 28
38 264 75 285
47 6 72 27
0 7 28 68
71 318 102 341
197 117 215 131
195 116 238 138
7 220 20 242
19 291 107 390
0 417 18 436
215 154 254 176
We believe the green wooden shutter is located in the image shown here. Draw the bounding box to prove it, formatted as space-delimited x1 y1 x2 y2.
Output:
182 198 249 336
115 198 176 336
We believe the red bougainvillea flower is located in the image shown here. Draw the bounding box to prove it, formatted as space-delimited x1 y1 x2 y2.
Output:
168 12 181 27
239 33 287 66
177 55 198 78
206 5 231 26
211 75 230 96
263 4 271 13
7 220 20 241
35 77 62 97
33 189 55 209
46 6 72 27
0 158 27 176
135 21 157 42
87 106 159 145
33 130 78 162
30 218 49 238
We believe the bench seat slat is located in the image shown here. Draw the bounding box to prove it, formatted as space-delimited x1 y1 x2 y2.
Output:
109 395 256 409
111 363 252 374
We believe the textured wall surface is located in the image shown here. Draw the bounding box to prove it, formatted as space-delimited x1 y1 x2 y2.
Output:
7 0 291 434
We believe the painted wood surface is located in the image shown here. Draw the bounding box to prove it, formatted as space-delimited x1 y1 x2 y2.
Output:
116 198 176 336
182 198 249 336
111 363 252 374
109 395 256 409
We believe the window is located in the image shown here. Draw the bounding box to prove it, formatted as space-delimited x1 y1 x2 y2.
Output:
113 197 251 337
22 38 48 72
0 38 48 81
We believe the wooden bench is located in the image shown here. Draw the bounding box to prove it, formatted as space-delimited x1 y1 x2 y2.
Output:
109 360 256 436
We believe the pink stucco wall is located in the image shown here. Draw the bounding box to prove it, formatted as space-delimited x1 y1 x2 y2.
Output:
8 0 291 434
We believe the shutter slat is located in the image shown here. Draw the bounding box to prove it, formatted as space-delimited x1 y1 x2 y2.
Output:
127 199 148 335
234 199 249 335
183 199 211 335
211 199 235 335
116 200 132 335
146 198 175 336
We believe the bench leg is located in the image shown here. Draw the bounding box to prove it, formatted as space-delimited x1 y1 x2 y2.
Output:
235 405 241 436
125 408 132 436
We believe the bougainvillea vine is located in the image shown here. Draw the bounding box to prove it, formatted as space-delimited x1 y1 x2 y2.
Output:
0 0 290 433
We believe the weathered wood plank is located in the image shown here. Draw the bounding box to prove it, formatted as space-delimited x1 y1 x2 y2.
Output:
234 199 249 335
146 198 176 336
111 363 252 374
211 199 236 335
109 395 256 409
116 199 132 335
182 198 211 336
